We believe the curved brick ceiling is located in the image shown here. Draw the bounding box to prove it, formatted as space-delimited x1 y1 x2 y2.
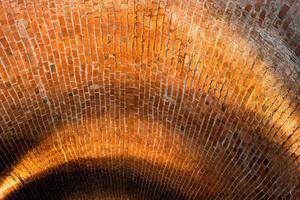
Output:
0 0 299 199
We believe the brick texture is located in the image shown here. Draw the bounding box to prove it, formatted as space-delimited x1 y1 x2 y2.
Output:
0 0 299 199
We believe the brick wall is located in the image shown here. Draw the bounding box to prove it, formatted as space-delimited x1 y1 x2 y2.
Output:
0 0 299 199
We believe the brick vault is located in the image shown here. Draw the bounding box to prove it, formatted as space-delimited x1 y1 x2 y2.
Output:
0 0 299 199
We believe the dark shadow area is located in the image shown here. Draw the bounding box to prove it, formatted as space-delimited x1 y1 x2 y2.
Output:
6 157 195 200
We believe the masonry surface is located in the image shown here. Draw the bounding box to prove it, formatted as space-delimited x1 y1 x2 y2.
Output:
0 0 299 200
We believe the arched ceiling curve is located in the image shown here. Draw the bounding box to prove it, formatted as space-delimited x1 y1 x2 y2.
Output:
0 0 299 199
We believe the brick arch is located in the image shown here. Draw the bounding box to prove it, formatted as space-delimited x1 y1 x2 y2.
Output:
0 0 299 199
